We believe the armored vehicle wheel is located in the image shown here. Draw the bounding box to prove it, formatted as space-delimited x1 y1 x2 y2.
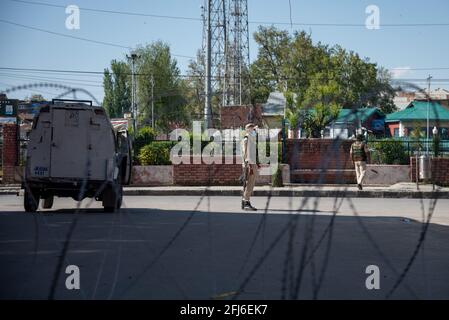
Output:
102 183 123 212
43 196 54 209
24 188 39 213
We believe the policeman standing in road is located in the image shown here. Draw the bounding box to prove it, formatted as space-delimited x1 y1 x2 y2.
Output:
240 123 260 210
350 133 370 190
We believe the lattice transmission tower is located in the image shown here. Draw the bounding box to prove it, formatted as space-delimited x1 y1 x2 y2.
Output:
201 0 250 127
227 0 250 106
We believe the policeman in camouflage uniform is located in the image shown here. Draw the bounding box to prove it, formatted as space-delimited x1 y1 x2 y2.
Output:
350 134 370 190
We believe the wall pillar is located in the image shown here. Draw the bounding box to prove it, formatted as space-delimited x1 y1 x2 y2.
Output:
1 124 18 184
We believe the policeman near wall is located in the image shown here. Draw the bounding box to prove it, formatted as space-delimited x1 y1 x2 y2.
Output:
350 133 370 190
240 123 260 211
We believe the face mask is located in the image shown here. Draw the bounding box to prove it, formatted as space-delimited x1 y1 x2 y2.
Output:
250 130 257 137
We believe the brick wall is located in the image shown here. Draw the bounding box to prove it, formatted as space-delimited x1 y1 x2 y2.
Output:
286 139 354 170
286 139 356 183
1 124 18 184
411 157 449 186
174 156 242 186
220 105 264 129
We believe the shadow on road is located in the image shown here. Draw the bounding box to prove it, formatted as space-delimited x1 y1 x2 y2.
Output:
0 206 448 300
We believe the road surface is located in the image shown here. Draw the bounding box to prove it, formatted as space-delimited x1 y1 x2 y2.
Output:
0 195 448 299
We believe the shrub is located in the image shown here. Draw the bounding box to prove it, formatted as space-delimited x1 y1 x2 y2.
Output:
372 139 409 165
138 141 175 165
133 127 156 156
272 164 284 187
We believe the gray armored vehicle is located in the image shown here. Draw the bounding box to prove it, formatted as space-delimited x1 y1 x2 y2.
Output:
23 99 132 212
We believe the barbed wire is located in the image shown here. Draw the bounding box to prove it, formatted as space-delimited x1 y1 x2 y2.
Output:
6 79 446 300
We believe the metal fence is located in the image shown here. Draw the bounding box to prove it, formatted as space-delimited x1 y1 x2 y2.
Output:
367 138 449 165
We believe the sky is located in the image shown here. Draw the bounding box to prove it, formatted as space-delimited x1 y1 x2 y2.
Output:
1 0 449 103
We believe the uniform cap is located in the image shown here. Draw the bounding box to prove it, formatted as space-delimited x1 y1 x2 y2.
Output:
245 123 257 130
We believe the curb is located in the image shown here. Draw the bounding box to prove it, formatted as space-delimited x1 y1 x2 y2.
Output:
122 188 449 199
5 188 448 199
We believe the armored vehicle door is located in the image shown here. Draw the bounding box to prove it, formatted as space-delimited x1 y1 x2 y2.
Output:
50 107 90 179
27 105 52 179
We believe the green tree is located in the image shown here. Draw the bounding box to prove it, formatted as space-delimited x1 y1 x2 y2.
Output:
249 26 396 124
249 26 290 103
134 41 188 133
298 73 342 137
102 60 131 118
410 121 425 153
373 67 397 114
184 50 205 121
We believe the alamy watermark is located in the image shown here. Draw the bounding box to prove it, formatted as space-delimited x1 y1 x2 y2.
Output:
365 265 380 290
65 5 80 30
65 265 80 290
365 5 380 30
168 121 280 175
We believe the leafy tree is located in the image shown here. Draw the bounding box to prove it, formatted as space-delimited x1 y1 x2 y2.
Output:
134 41 188 133
249 26 290 103
102 60 131 118
373 67 397 114
249 26 396 133
285 73 342 138
184 50 205 120
410 121 425 153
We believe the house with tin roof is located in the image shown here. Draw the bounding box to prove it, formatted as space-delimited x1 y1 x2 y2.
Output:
321 107 385 139
385 101 449 139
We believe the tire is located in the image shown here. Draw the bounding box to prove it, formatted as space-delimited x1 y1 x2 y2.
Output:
102 183 122 212
42 196 54 209
103 206 115 213
24 188 39 213
117 184 123 209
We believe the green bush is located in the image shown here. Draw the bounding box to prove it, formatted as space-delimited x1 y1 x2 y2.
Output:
133 127 157 156
372 139 409 165
138 141 175 165
272 165 284 187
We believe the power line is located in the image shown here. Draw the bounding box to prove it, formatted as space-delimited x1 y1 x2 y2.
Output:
0 18 195 59
390 67 449 70
0 18 131 49
0 71 104 84
9 0 203 21
0 73 104 88
8 0 449 28
1 67 449 81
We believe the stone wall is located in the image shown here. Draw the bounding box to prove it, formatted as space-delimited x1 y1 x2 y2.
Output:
364 165 410 185
131 165 173 186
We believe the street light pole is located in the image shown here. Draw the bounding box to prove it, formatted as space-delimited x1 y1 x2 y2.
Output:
127 52 140 134
204 0 212 129
151 75 155 129
426 74 432 155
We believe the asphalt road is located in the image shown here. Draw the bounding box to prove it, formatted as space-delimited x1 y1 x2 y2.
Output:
0 195 448 300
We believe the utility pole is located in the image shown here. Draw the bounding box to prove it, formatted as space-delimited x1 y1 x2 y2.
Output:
150 75 155 129
204 0 212 128
127 52 140 134
426 74 432 155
